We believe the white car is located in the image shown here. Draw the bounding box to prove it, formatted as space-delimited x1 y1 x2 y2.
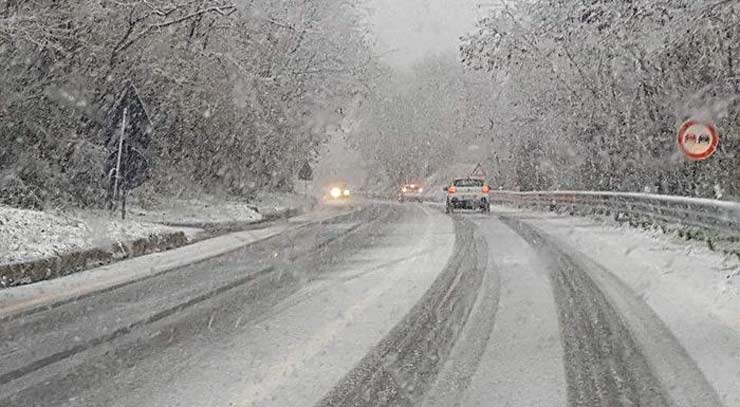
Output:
443 177 491 213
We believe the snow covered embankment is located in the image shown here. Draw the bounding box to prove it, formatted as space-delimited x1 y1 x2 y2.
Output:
0 194 308 288
0 205 197 288
128 193 310 231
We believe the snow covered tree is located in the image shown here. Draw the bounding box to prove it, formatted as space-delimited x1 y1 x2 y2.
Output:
0 0 376 207
351 54 467 187
461 0 740 199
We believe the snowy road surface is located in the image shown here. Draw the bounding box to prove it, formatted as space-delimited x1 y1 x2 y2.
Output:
1 203 738 407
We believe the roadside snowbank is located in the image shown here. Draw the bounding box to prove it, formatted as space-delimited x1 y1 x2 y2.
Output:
127 192 311 225
127 199 261 225
1 192 310 265
0 205 186 265
251 192 312 214
1 192 308 287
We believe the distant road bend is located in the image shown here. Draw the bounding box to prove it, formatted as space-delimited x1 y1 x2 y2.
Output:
1 201 737 407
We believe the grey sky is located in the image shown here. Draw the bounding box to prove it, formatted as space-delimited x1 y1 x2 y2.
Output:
368 0 482 68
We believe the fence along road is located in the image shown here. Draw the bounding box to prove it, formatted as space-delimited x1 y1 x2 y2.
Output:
490 190 740 245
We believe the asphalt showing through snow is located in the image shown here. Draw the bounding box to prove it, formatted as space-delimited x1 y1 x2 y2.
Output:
1 202 735 407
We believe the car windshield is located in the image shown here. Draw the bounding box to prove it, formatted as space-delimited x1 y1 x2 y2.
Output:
2 1 739 407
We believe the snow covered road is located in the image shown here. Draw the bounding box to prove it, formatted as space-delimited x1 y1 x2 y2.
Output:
1 202 738 407
425 208 736 407
0 203 458 406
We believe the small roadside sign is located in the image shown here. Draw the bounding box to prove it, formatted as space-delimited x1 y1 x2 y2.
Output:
298 160 313 181
297 160 313 198
104 82 152 218
105 82 151 153
470 163 487 178
677 119 719 161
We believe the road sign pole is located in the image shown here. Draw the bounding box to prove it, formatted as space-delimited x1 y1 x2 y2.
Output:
121 187 127 220
297 160 313 200
112 107 127 205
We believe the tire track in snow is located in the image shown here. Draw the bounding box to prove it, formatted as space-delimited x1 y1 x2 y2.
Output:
500 214 723 407
316 216 486 407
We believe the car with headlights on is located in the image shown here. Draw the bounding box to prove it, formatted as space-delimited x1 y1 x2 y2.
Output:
398 183 424 202
324 183 351 203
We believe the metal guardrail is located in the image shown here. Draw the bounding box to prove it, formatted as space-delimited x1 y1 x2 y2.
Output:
490 191 740 238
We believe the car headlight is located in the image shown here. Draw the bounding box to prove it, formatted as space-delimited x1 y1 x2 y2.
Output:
330 187 342 198
343 189 351 197
418 188 423 193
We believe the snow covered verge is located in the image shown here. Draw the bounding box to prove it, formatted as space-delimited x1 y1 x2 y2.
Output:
0 192 311 288
251 192 313 215
127 199 261 226
127 192 312 226
0 205 195 265
0 205 195 288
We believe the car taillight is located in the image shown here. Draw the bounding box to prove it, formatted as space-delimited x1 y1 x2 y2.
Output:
448 186 457 194
482 185 490 193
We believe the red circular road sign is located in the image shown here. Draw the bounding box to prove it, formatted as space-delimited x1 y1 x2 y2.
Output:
677 119 719 161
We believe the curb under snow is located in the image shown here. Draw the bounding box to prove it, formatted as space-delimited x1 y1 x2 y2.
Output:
0 207 301 289
0 231 189 289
